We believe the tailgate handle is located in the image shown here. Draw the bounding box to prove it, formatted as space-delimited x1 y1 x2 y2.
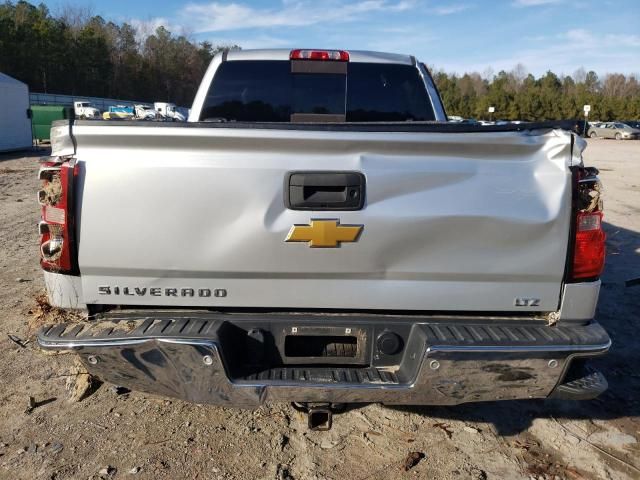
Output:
285 171 365 211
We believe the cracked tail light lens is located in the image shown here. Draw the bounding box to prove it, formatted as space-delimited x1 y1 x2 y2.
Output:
38 161 78 274
572 211 605 280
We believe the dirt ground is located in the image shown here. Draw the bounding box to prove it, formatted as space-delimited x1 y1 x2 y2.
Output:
0 139 639 480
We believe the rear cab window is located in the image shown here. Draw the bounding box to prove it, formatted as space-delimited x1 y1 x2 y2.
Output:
200 60 436 123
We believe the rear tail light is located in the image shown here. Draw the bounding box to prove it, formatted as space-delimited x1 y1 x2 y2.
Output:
572 211 605 280
38 160 78 274
570 168 605 281
290 49 349 61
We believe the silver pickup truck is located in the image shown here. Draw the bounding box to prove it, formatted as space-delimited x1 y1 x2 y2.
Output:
37 49 609 429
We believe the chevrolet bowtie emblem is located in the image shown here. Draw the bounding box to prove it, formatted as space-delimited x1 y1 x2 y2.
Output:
285 220 363 248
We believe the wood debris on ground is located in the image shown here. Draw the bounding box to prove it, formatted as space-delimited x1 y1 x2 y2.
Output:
66 356 99 402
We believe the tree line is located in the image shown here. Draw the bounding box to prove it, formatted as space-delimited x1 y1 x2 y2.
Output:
0 1 233 106
432 66 640 121
1 0 639 119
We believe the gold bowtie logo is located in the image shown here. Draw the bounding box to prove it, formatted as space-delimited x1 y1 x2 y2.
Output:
285 220 363 248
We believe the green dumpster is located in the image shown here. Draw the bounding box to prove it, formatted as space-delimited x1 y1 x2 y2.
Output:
30 105 72 142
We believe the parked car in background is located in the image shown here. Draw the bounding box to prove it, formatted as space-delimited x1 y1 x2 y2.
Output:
73 100 100 119
588 122 639 140
447 116 480 125
570 119 589 137
621 120 640 129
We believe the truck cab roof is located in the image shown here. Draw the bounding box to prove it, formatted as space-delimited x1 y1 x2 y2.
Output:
225 48 415 65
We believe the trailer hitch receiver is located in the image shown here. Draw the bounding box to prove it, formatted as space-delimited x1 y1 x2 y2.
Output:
308 405 333 431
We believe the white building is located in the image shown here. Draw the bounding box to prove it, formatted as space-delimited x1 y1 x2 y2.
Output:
0 72 32 152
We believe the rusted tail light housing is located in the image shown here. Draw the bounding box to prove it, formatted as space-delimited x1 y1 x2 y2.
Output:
569 167 605 282
38 160 79 274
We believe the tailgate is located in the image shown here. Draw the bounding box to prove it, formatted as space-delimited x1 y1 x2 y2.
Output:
72 124 573 312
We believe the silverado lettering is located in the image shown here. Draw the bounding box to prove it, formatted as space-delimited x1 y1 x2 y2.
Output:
98 286 227 297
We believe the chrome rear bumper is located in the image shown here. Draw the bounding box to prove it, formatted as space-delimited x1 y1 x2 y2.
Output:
37 313 611 407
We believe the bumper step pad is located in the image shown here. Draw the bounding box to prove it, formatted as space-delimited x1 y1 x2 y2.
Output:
40 314 609 348
550 368 608 400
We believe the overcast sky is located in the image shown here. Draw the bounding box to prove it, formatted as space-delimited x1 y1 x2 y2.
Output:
41 0 640 76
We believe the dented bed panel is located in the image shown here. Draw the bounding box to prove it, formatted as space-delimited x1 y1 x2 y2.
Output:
68 125 574 312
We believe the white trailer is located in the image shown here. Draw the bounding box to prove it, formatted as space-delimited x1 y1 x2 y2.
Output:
0 72 32 152
154 102 186 121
